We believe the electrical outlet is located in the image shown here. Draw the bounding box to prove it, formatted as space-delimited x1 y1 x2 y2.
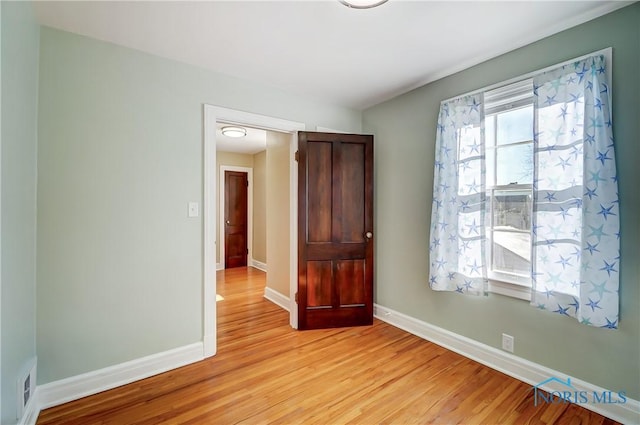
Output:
502 333 514 353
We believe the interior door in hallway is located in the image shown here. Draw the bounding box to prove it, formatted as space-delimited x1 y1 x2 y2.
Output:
298 132 374 330
225 170 248 269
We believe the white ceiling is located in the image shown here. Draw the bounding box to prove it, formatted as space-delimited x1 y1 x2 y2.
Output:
34 1 631 110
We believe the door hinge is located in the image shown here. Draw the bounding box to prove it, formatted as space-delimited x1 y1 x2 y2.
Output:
295 292 298 303
246 180 249 187
294 150 299 162
246 248 249 254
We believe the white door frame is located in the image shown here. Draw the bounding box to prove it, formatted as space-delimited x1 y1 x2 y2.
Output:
219 165 253 270
203 104 306 357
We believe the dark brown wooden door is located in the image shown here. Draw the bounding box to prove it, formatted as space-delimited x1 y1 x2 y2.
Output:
225 170 248 269
298 132 374 330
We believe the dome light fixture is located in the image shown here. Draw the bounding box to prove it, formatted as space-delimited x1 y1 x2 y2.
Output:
221 126 247 138
339 0 388 9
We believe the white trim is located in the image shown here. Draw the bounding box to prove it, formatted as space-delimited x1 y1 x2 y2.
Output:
204 105 305 333
37 342 204 410
203 104 217 357
442 47 613 104
209 107 305 134
315 126 350 134
216 262 223 271
489 279 531 301
264 287 290 312
251 259 267 272
373 304 639 424
219 165 253 270
288 133 299 329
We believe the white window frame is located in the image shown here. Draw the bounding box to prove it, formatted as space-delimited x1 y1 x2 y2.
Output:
441 48 612 301
484 80 534 301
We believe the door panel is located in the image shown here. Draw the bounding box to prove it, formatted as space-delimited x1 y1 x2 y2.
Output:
336 259 366 306
307 261 333 308
298 132 373 330
307 142 333 243
225 171 248 269
339 142 365 242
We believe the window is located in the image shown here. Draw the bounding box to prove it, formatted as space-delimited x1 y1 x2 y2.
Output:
484 81 534 297
429 49 620 329
430 50 620 327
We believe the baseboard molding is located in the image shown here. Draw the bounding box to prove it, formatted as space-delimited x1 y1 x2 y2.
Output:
37 342 204 411
373 304 639 425
217 261 266 272
20 304 636 424
18 388 40 425
250 259 267 272
264 287 290 312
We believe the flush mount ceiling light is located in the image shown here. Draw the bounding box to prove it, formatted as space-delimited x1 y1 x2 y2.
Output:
339 0 388 9
221 126 247 138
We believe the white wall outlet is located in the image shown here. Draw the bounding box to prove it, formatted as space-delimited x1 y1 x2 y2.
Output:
502 333 514 353
188 202 199 218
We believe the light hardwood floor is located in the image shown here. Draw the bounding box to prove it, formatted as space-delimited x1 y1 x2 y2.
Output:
38 267 618 424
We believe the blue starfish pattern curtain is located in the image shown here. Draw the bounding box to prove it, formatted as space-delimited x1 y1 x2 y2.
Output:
429 54 620 328
429 94 488 296
531 55 619 328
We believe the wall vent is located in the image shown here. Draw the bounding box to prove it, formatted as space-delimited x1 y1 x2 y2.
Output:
17 363 36 419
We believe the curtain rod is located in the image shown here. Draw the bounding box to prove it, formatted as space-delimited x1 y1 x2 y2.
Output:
440 47 612 104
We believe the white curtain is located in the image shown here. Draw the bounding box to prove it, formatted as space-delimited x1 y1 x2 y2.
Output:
429 54 620 328
429 94 488 296
531 55 619 328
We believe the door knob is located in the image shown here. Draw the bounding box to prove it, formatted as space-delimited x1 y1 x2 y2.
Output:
226 220 230 225
365 231 373 239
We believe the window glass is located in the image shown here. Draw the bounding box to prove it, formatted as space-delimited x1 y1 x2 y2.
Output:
496 105 533 145
492 190 531 231
491 232 531 276
495 144 533 186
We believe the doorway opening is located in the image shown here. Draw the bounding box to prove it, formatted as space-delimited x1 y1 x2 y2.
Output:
203 105 305 357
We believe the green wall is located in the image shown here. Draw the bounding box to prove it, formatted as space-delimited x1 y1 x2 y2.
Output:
1 2 39 423
363 3 639 399
36 27 362 384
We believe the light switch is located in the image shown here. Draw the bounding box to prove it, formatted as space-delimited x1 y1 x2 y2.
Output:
188 202 199 218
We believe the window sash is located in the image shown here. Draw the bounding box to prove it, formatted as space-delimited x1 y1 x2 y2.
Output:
486 186 533 287
485 85 534 291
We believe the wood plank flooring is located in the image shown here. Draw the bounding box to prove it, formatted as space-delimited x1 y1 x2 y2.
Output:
38 267 618 424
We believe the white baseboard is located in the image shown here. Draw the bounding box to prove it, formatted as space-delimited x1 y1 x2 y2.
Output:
250 259 267 272
37 342 204 411
374 304 639 425
217 261 266 272
264 287 290 312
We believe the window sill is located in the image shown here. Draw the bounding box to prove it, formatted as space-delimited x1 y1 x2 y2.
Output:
488 279 531 301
